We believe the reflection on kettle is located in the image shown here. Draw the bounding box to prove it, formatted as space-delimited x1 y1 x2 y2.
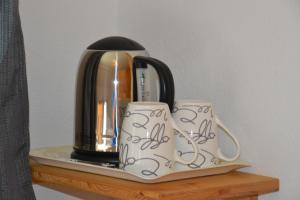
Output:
71 36 175 165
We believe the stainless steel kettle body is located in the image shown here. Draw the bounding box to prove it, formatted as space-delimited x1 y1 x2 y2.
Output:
72 37 174 165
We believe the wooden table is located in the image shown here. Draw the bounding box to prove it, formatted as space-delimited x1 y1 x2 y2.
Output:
30 160 279 200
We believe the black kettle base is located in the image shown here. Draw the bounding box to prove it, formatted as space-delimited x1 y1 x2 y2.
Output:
71 148 119 168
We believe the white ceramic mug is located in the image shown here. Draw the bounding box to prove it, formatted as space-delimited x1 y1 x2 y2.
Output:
172 100 240 170
119 102 198 179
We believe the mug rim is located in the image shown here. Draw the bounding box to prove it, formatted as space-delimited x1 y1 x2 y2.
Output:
128 101 168 107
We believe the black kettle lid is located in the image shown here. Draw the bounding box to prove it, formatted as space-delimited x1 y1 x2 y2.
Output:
87 36 145 51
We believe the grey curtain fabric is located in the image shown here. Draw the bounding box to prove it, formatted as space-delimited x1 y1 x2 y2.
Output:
0 0 35 199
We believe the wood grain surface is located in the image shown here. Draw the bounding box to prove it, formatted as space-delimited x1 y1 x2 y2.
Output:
30 160 279 200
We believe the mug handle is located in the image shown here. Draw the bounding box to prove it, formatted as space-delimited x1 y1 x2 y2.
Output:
133 56 175 111
215 115 241 162
170 118 198 165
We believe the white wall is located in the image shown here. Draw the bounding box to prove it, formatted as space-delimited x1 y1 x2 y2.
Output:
20 0 118 199
117 1 300 199
21 0 300 199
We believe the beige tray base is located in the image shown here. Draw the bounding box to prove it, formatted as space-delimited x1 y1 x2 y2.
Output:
29 145 250 183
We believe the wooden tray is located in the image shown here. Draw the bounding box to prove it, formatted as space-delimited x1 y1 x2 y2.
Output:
29 145 250 183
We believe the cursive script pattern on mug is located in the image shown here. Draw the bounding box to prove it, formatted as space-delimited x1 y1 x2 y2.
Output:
123 111 149 129
120 108 175 177
119 143 160 176
119 143 175 177
173 105 215 144
177 149 218 169
122 109 169 150
153 154 173 168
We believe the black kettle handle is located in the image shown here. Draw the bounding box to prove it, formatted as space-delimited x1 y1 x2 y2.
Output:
133 56 175 111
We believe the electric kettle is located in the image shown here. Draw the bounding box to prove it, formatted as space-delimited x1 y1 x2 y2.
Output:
71 36 174 165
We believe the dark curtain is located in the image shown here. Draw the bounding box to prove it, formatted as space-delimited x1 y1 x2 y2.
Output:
0 0 35 199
